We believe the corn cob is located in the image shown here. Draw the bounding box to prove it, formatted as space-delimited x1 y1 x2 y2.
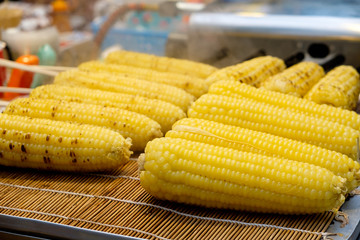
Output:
54 70 195 112
0 113 132 172
105 50 218 79
209 80 360 131
304 65 360 110
139 137 346 214
260 62 325 97
205 56 286 86
78 61 208 98
4 98 162 152
188 94 360 157
167 118 360 191
30 85 186 133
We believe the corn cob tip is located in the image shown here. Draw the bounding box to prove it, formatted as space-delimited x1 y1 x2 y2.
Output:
337 194 346 207
138 153 146 172
350 168 360 191
118 137 133 159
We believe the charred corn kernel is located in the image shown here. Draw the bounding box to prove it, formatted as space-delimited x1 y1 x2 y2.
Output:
205 56 286 86
188 94 360 156
209 80 360 131
30 85 186 133
105 50 218 79
54 70 194 112
139 137 346 214
78 61 208 98
0 113 132 172
167 118 360 191
4 98 162 152
304 65 360 110
260 62 325 97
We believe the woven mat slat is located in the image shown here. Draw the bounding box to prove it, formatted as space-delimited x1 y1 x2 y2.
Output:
0 160 335 240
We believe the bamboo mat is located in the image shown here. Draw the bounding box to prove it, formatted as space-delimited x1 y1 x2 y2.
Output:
0 158 338 240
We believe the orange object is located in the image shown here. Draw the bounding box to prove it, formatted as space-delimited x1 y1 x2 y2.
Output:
51 0 72 32
3 55 39 101
0 41 7 88
52 0 69 11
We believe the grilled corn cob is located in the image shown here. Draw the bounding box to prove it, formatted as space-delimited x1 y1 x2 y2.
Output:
78 61 208 98
209 80 360 131
260 62 325 97
105 50 218 79
0 113 132 172
30 85 186 133
167 118 360 191
139 137 346 214
54 70 194 112
188 94 360 156
205 56 286 86
4 98 162 152
304 65 360 110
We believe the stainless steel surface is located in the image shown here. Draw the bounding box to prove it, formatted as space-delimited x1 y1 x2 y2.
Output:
0 229 50 240
0 215 141 240
186 12 360 68
189 13 360 39
1 193 360 240
327 192 360 240
165 1 360 68
204 0 360 19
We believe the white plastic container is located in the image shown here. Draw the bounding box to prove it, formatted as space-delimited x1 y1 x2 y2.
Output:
2 26 59 59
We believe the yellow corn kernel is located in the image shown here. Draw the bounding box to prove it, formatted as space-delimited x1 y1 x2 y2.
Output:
30 85 186 133
205 56 286 86
54 70 194 112
260 62 325 97
139 137 346 214
78 61 208 98
0 113 132 172
167 118 360 191
166 130 276 157
105 50 218 79
209 80 360 131
304 65 360 110
188 94 360 156
4 98 162 152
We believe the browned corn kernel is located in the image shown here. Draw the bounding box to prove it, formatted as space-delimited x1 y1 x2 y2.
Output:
260 62 325 97
30 85 186 133
205 56 286 86
5 98 162 151
0 113 132 172
305 65 360 110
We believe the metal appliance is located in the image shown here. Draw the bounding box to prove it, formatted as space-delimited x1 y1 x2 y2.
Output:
166 1 360 71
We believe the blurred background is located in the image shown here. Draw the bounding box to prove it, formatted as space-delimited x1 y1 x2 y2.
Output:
1 0 360 75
